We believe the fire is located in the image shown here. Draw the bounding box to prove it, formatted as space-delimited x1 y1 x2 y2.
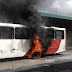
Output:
27 35 42 58
31 35 42 58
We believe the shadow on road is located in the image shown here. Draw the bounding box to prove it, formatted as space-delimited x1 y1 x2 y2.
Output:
17 61 72 72
0 57 29 62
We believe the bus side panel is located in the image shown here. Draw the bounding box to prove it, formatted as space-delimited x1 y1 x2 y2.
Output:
0 40 31 59
20 40 31 57
0 40 13 59
55 30 66 53
55 39 66 53
45 29 66 54
45 40 61 54
0 51 3 58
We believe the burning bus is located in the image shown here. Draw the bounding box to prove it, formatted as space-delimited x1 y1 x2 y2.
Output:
0 23 66 59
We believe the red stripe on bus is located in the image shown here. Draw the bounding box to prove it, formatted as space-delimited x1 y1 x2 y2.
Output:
45 40 61 54
24 49 31 57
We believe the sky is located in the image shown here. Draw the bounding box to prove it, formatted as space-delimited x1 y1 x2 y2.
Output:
35 0 72 17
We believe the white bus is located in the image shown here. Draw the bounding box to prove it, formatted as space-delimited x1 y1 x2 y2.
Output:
0 23 66 59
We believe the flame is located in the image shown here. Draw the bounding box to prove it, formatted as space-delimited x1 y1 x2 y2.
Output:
27 35 42 58
31 35 42 58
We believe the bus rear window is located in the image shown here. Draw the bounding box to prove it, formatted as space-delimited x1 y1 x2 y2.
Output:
0 27 14 39
55 30 64 39
15 27 30 39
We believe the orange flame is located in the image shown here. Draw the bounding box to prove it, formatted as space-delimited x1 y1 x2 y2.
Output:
31 35 42 58
27 35 42 58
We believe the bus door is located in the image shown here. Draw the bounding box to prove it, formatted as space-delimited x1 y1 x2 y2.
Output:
0 27 14 58
11 27 31 57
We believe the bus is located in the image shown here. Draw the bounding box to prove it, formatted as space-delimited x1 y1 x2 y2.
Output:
0 23 66 59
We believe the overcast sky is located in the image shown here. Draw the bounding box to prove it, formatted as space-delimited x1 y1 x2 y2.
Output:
35 0 72 17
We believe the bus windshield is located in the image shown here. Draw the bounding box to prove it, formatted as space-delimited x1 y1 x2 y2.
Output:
0 27 14 39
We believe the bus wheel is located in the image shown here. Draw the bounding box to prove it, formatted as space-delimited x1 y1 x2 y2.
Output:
32 52 41 59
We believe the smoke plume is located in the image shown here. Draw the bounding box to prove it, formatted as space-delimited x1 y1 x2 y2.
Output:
0 0 52 53
0 0 41 39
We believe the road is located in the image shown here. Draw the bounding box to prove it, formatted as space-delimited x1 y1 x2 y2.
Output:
18 61 72 72
0 49 72 72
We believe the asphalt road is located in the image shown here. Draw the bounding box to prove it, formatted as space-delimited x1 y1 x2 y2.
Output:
18 61 72 72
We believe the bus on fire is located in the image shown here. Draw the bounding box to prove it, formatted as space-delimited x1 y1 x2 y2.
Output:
0 23 66 59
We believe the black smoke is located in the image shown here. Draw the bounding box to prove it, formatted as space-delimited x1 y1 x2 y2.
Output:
0 0 41 39
0 0 52 53
21 7 41 39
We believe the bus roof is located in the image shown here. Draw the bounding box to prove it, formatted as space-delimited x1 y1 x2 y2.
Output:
0 23 66 30
41 26 66 30
0 23 27 28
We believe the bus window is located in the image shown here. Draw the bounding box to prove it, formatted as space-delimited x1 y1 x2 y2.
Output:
55 30 64 39
38 28 54 39
47 29 54 39
0 27 14 39
15 27 30 39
